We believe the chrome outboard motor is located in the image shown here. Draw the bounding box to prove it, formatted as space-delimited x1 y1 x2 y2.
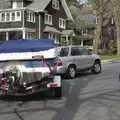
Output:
0 66 22 95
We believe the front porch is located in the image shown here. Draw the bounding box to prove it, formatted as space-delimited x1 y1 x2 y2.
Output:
0 28 36 41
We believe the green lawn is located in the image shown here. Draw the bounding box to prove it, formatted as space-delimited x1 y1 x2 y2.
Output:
100 55 120 60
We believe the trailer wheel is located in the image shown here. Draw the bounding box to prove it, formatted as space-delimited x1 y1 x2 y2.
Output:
54 87 62 98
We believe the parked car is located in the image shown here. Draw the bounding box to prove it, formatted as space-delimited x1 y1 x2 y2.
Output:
56 45 101 78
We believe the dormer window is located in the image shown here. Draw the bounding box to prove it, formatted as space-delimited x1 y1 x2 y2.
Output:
12 0 24 8
52 0 59 10
12 1 18 9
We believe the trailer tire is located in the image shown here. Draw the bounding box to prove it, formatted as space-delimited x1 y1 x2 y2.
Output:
54 87 62 98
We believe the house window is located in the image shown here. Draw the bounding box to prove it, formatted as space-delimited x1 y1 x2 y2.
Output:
16 11 21 21
1 13 5 22
0 11 21 22
52 0 59 10
27 11 35 23
82 29 88 35
11 12 15 21
12 1 18 9
6 13 10 21
59 18 66 29
45 14 52 25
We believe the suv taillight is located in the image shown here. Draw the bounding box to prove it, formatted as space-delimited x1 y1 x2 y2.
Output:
57 61 63 66
57 59 63 66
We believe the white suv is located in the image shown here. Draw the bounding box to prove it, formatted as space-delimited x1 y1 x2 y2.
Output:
56 45 101 78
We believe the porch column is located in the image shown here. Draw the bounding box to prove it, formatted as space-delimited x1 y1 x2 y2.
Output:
66 35 69 45
6 32 9 41
23 30 25 39
70 36 72 45
39 14 41 38
81 39 83 47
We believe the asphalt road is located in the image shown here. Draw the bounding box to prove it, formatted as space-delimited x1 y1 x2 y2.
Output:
0 62 120 120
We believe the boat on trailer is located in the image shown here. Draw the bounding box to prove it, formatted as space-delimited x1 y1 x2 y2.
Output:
0 39 62 98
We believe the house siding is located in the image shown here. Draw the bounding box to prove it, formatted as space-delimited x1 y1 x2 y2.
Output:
24 10 36 29
0 22 22 28
45 0 67 30
35 13 39 39
40 13 47 38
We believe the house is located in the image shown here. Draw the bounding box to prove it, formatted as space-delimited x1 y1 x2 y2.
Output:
0 0 74 44
75 14 96 49
69 3 97 49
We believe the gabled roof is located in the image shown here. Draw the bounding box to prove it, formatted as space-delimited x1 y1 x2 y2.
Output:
43 26 61 34
27 0 73 21
61 0 73 21
27 0 51 12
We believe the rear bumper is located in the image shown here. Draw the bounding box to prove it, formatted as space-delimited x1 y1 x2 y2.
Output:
56 66 66 74
0 76 61 97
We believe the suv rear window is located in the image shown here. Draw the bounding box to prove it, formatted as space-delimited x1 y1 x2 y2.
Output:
59 47 69 57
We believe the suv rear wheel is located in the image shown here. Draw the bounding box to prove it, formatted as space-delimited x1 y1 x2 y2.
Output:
67 65 76 79
92 61 101 74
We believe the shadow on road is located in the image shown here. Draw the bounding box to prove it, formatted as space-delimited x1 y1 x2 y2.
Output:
0 71 119 120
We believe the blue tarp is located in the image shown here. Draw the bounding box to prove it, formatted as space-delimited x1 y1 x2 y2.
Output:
0 39 56 53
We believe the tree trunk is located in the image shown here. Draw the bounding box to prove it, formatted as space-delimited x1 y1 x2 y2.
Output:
94 13 103 53
111 0 120 55
94 0 103 54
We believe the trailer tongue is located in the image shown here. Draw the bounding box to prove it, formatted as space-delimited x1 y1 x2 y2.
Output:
0 39 62 98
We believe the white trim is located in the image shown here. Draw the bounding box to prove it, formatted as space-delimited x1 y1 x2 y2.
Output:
23 29 25 39
6 32 9 41
0 48 56 61
0 28 36 32
0 8 26 12
39 14 41 38
0 11 21 22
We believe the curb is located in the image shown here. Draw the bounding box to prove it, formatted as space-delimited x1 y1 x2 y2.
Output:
102 59 120 64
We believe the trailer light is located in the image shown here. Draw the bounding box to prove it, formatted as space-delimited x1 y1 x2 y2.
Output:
1 80 6 86
50 83 58 88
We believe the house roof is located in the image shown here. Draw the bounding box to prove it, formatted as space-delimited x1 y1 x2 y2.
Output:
43 26 61 34
27 0 51 12
77 14 96 22
27 0 73 21
61 30 75 36
61 0 73 21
